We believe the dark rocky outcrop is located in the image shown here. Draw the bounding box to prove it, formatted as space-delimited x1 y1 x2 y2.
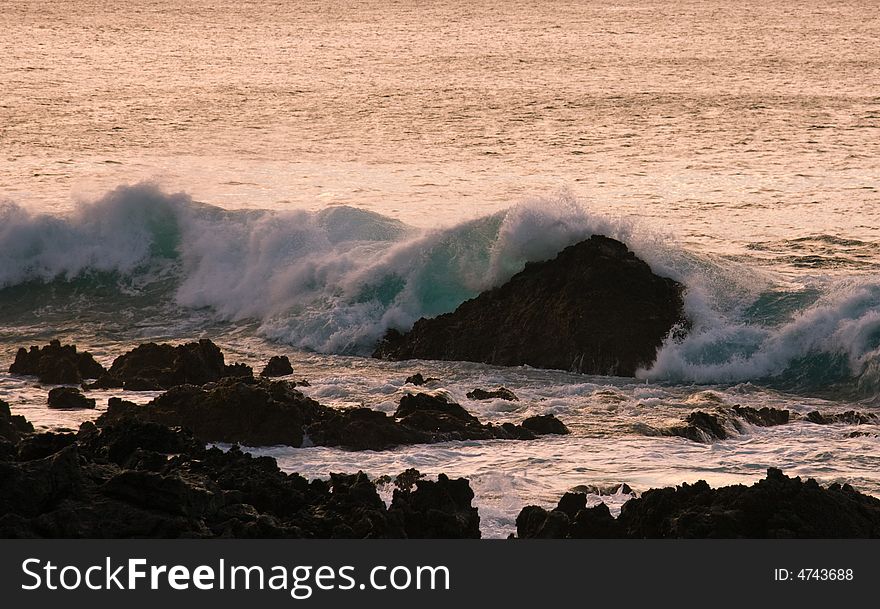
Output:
0 413 481 538
522 414 570 435
515 468 880 538
93 339 253 391
806 410 877 425
467 387 519 401
374 236 687 376
661 406 791 443
96 379 570 451
9 340 106 384
0 399 34 443
404 373 437 386
47 387 96 410
261 356 293 377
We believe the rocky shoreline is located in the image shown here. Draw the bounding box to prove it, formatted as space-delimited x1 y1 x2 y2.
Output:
3 338 879 538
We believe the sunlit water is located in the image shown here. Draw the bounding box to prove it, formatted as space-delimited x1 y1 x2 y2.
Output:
1 0 878 537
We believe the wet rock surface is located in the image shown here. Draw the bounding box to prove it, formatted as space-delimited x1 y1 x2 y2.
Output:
92 339 253 391
661 406 792 442
374 236 687 376
95 378 570 450
8 340 106 385
515 468 880 538
261 356 293 377
0 413 482 538
467 387 519 401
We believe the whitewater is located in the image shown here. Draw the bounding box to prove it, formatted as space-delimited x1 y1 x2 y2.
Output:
2 0 878 536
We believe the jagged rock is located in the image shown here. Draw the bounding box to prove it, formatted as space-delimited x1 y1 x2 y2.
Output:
515 468 880 538
16 433 77 461
96 378 569 450
0 410 482 539
662 406 792 443
522 414 570 435
806 410 877 425
467 387 519 401
0 399 33 442
374 236 687 376
9 340 106 384
97 378 325 448
389 473 480 538
47 387 96 409
404 373 437 386
101 339 239 390
261 356 293 377
570 483 634 496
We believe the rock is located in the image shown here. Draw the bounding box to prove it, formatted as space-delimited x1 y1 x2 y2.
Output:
404 373 437 386
521 414 570 435
16 433 77 461
103 339 236 390
0 410 483 539
733 405 790 426
570 483 634 496
0 399 34 442
374 236 687 376
261 356 293 377
224 363 254 379
661 405 792 443
389 473 481 538
95 377 569 451
47 387 96 409
83 374 125 390
306 407 432 451
806 410 877 425
97 378 325 448
9 340 106 384
467 387 519 401
515 468 880 538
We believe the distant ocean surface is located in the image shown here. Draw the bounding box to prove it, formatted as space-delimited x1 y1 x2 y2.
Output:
1 0 878 537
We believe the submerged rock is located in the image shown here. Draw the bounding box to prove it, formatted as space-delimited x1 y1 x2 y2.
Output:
373 236 687 376
98 339 252 391
467 387 519 401
8 340 106 385
515 468 880 538
261 356 293 377
48 387 96 410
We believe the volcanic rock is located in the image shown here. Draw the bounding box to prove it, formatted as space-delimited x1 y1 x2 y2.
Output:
806 410 877 425
467 387 519 401
9 340 106 384
522 414 570 435
0 399 34 443
515 468 880 538
373 235 687 376
101 339 244 390
47 387 96 409
404 373 437 386
261 356 293 377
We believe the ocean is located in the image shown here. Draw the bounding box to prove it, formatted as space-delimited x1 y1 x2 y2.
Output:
1 0 878 537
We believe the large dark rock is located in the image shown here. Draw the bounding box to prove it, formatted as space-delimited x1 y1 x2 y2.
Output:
515 468 880 538
374 236 687 376
260 356 293 377
97 379 570 450
389 473 481 538
48 387 96 410
522 414 570 435
0 411 484 539
9 340 106 384
100 339 252 390
97 378 325 448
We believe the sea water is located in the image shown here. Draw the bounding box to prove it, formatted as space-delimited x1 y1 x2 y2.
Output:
1 0 878 537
